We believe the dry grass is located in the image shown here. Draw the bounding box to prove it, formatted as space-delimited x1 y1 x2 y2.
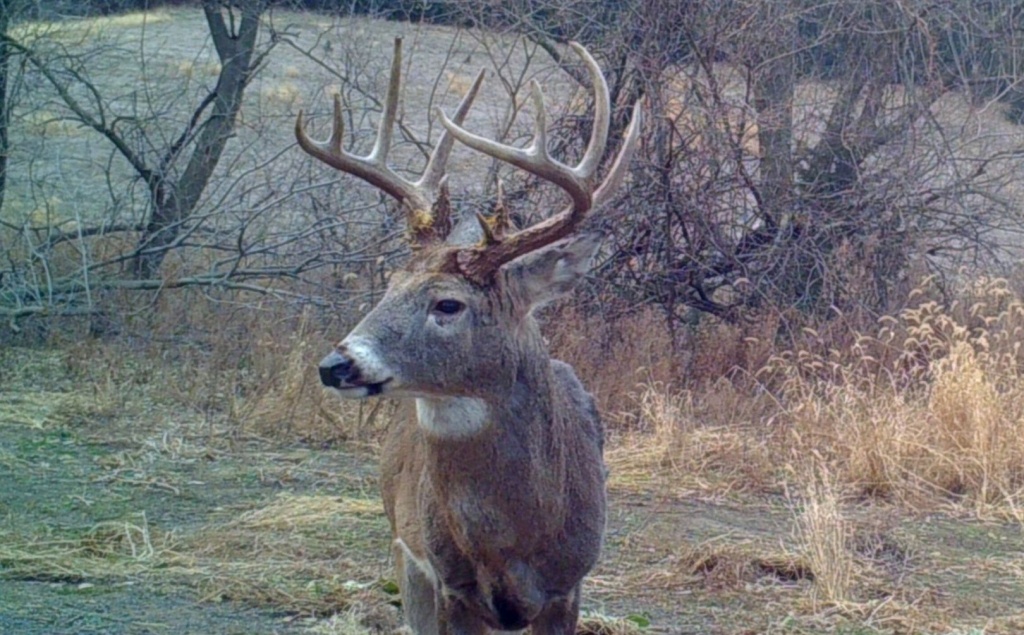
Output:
606 381 777 495
0 372 121 430
629 532 814 595
235 308 395 445
226 492 384 529
2 340 399 629
50 295 387 446
0 491 395 626
305 608 378 635
773 279 1024 517
606 500 960 633
0 514 182 583
598 277 1024 519
576 612 647 635
792 466 856 607
6 285 1024 633
182 492 393 618
547 304 679 419
8 239 1024 632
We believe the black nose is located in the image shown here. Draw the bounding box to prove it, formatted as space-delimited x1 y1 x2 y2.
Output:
319 351 355 388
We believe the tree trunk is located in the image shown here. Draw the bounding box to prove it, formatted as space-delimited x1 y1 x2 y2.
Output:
133 2 261 279
751 5 795 233
0 1 13 215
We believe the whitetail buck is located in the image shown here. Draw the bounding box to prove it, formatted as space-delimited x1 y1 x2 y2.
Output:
297 38 640 634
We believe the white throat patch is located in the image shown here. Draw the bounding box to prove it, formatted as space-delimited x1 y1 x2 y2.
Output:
415 397 490 438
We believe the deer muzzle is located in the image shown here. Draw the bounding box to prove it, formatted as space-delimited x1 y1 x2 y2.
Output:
318 340 394 398
319 350 356 388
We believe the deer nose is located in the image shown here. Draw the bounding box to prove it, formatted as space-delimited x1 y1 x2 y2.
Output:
319 351 355 388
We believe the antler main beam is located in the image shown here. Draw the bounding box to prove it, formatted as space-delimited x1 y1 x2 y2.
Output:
437 42 643 282
295 38 485 243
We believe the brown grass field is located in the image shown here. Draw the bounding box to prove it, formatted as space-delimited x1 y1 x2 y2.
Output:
2 7 1024 635
3 277 1024 634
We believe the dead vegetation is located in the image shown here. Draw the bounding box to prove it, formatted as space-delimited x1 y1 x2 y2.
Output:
0 514 180 584
7 271 1024 632
6 214 1024 633
540 277 1024 631
556 276 1024 525
183 492 395 620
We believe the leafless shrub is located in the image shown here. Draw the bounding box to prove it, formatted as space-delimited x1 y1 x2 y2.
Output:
450 0 1024 345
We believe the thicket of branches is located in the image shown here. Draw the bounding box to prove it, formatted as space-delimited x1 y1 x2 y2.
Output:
453 0 1024 331
1 0 1023 346
1 1 283 326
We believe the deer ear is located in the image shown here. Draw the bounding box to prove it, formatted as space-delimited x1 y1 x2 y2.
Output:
503 233 602 310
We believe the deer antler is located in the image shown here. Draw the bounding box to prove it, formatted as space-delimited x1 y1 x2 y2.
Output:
437 42 642 283
295 38 485 245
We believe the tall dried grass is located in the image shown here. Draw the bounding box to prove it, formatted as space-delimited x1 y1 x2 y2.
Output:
292 282 1022 519
38 250 1024 517
607 380 777 494
544 280 1018 523
251 315 397 444
619 276 1024 516
792 465 855 607
49 286 381 447
545 304 678 418
775 279 1024 517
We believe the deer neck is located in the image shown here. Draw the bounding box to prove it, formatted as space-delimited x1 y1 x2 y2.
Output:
414 352 568 510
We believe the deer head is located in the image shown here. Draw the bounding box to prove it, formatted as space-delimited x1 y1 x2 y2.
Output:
299 39 639 402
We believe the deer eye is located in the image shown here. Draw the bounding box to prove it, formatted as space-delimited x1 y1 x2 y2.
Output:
433 299 465 315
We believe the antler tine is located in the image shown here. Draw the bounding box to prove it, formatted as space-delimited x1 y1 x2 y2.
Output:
295 70 426 211
593 99 643 208
440 42 642 283
418 68 487 195
295 37 485 243
572 42 611 181
370 38 402 167
436 48 601 215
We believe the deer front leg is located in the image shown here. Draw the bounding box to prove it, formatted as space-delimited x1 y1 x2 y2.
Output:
529 586 582 635
396 545 440 635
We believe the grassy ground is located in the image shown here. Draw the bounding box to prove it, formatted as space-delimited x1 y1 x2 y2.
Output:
0 348 392 634
2 345 1022 635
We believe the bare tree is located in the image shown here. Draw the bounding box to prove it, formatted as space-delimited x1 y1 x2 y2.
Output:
133 0 264 278
7 1 267 279
0 1 312 329
456 0 1024 332
0 0 28 215
0 3 546 332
